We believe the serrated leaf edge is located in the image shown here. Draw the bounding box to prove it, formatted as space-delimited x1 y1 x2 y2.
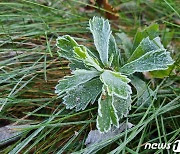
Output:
97 87 119 133
121 49 174 75
55 70 99 95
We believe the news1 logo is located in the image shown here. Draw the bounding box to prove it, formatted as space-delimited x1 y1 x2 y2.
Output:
144 140 180 152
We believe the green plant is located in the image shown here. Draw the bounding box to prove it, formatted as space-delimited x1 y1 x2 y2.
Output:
55 16 174 133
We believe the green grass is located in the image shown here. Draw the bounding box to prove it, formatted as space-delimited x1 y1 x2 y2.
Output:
0 0 179 153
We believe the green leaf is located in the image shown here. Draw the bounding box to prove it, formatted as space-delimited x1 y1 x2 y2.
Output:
100 70 132 99
132 23 159 51
130 76 154 106
122 36 174 75
74 46 87 60
113 94 132 119
73 45 102 71
108 35 121 70
162 29 174 47
56 35 78 60
149 64 175 78
56 35 102 71
89 16 111 66
55 70 100 95
97 89 119 132
63 78 102 111
116 32 133 60
69 59 87 71
120 49 174 75
128 36 164 62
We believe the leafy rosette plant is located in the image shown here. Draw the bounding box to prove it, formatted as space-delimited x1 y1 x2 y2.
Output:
55 17 174 133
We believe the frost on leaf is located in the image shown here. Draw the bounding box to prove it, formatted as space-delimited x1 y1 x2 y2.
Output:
56 35 101 71
113 94 132 119
130 76 154 107
132 23 159 50
120 49 174 75
97 89 119 133
73 45 102 71
56 35 78 60
55 70 99 96
85 122 134 147
128 37 164 62
68 59 87 71
89 16 111 66
100 70 132 99
108 35 121 70
116 32 133 59
62 78 102 111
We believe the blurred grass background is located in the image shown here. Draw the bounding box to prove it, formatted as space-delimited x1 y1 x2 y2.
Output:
0 0 179 153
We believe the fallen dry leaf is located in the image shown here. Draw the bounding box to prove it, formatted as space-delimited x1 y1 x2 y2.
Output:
84 0 119 20
97 0 119 20
85 122 134 147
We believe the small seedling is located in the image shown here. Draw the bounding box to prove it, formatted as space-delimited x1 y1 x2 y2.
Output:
55 16 174 133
